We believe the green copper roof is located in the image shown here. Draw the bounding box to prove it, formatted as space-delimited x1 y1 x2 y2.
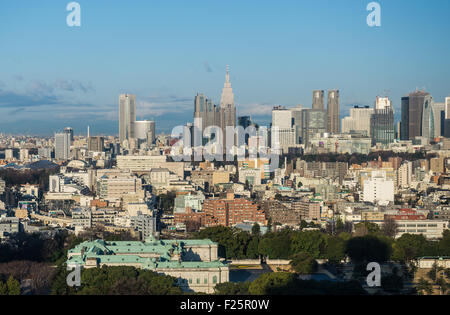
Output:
67 238 227 270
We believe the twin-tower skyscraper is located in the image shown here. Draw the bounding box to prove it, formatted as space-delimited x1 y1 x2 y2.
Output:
312 89 340 134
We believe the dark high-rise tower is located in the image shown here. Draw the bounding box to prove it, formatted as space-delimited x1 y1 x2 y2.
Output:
400 90 431 140
327 90 340 134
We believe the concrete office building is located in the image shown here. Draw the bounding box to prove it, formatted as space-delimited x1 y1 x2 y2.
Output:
395 220 449 239
271 106 296 153
134 120 156 145
363 173 394 205
130 213 157 239
174 193 205 214
397 161 413 189
341 106 373 136
371 107 395 147
327 90 340 134
119 94 136 144
432 103 446 138
0 217 21 239
444 97 450 138
272 106 293 129
301 109 327 147
203 193 266 227
88 137 105 152
38 147 53 159
55 132 71 160
5 149 13 160
96 174 144 201
312 90 325 110
290 106 303 144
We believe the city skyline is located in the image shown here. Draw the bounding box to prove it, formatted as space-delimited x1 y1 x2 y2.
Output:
1 1 450 135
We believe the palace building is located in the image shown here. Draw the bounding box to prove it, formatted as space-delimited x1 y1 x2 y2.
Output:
66 236 229 293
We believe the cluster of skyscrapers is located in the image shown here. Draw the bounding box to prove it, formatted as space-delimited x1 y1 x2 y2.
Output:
269 90 340 153
400 91 450 142
193 66 236 146
52 70 450 161
119 94 156 149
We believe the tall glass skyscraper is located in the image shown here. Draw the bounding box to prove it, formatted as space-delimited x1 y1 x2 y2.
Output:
371 107 395 147
302 109 327 147
119 94 136 144
55 132 71 160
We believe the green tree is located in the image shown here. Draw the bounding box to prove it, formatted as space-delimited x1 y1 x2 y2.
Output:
290 252 318 275
246 236 260 259
300 220 308 230
258 231 291 259
324 236 346 264
72 266 182 295
290 231 327 259
251 223 261 236
438 230 450 256
0 281 7 295
391 234 428 263
6 276 21 295
416 277 433 295
248 272 296 295
214 282 250 295
354 222 380 236
345 235 391 263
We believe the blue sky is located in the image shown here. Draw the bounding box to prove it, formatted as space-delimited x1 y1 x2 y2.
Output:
0 0 449 136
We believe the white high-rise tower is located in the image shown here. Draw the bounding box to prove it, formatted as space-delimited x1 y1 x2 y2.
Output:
119 94 136 144
218 66 236 150
219 66 236 138
220 65 235 108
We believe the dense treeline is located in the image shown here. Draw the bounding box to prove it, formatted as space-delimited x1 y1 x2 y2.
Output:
51 265 183 295
194 226 450 264
0 232 68 263
0 227 140 265
0 168 59 191
283 151 435 165
215 272 366 295
0 276 21 295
